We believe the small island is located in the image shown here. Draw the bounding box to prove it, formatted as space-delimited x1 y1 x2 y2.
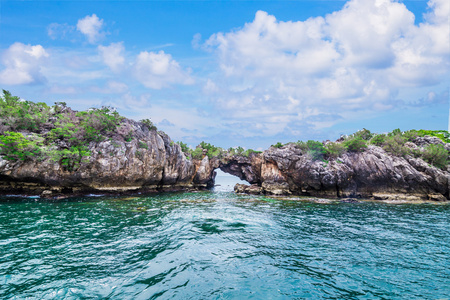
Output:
0 90 448 201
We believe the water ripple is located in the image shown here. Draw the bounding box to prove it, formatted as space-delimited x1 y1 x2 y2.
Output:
0 193 449 299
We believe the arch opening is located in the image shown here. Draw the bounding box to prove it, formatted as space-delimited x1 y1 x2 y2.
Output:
213 169 249 192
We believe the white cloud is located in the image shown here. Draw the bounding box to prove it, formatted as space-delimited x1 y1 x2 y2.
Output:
203 79 218 94
98 42 125 72
133 50 193 89
47 23 75 40
121 92 150 108
77 14 105 44
203 0 450 134
0 43 49 85
91 80 129 94
47 85 77 94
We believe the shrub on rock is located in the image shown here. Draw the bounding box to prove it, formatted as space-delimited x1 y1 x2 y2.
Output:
422 144 448 170
344 137 367 152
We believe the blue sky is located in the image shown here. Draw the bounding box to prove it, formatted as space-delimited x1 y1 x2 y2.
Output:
0 0 448 150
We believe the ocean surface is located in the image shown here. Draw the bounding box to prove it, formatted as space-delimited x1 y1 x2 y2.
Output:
1 173 449 299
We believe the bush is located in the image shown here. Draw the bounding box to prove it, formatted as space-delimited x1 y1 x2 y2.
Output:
422 144 448 170
177 141 190 153
402 130 419 142
242 149 262 157
383 135 409 157
76 107 122 142
344 137 367 152
272 142 284 148
140 119 157 131
388 128 402 137
325 142 346 159
190 147 204 160
50 145 90 172
415 130 450 143
0 132 41 161
353 128 373 140
306 140 327 160
370 134 387 146
234 146 245 155
0 90 51 132
295 141 308 151
199 141 224 159
47 122 80 144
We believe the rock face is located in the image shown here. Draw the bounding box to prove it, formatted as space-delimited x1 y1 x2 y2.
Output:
1 113 449 201
227 141 449 201
0 119 214 196
234 183 262 195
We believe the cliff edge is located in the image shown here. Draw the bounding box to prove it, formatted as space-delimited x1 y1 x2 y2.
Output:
228 136 449 201
0 92 214 197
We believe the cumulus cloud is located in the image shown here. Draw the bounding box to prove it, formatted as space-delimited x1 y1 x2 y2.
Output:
133 50 193 89
77 14 105 44
0 43 49 85
98 42 125 72
203 0 450 134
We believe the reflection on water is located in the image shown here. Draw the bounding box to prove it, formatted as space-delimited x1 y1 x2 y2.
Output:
0 190 449 299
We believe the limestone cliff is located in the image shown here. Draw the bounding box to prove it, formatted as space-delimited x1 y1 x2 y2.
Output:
227 137 449 201
0 91 448 200
0 117 215 196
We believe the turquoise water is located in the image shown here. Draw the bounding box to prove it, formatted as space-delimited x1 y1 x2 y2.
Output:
1 183 449 299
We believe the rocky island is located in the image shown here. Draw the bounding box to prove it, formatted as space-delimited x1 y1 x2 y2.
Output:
0 90 449 201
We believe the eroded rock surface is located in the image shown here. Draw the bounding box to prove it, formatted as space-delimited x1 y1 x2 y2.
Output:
0 120 212 196
1 115 449 201
226 140 449 201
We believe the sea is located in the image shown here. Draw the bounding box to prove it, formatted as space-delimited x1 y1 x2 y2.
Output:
0 170 449 299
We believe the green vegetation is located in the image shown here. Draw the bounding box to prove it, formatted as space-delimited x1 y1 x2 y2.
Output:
175 141 261 160
0 132 41 161
228 146 244 156
352 128 374 141
0 91 448 171
369 134 387 146
140 119 157 131
0 90 51 132
176 141 189 153
325 142 346 159
291 128 449 170
305 140 327 160
0 90 136 171
139 141 148 149
343 137 368 153
76 107 122 142
422 144 448 170
190 147 204 160
271 142 284 148
199 141 224 159
51 145 90 172
412 129 450 143
367 129 449 168
382 134 409 157
135 149 144 160
242 149 262 157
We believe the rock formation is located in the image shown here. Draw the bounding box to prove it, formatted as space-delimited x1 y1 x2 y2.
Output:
0 92 448 201
0 118 215 197
224 138 450 201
